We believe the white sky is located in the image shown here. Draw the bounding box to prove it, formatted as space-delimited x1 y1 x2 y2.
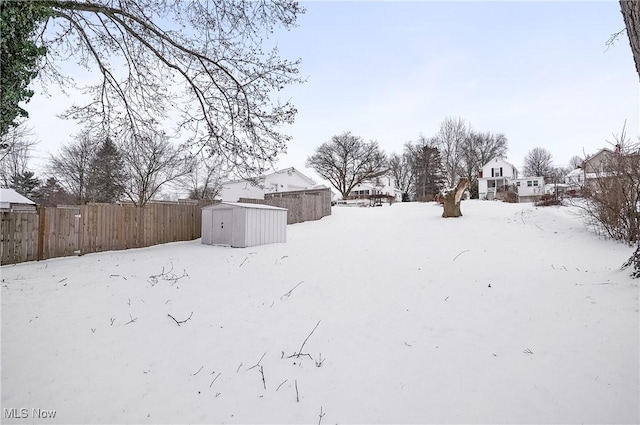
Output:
24 1 639 186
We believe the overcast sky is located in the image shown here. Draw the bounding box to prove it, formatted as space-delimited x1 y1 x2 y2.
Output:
25 1 639 187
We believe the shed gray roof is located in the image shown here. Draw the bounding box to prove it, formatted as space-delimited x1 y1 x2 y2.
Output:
202 201 286 211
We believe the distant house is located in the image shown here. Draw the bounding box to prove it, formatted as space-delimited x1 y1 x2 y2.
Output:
347 175 402 203
478 157 519 201
565 148 617 190
0 188 37 212
219 167 316 202
478 157 544 202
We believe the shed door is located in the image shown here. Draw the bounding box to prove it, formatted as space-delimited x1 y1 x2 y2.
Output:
213 209 233 245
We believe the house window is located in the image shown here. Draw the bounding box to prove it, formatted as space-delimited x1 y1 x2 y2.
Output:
533 180 539 186
491 167 503 177
516 182 521 187
527 181 532 187
488 180 496 188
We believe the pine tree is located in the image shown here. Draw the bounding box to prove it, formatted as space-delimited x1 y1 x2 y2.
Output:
35 177 74 206
11 170 40 199
86 138 125 203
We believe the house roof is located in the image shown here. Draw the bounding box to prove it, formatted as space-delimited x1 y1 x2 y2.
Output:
202 202 286 211
221 167 315 186
268 167 316 185
481 157 517 171
0 188 36 205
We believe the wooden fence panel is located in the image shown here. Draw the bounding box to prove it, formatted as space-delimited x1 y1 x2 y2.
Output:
1 212 39 265
1 202 209 265
240 188 331 225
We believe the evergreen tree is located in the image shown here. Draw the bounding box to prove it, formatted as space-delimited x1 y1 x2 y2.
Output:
412 145 445 201
34 177 74 206
86 138 125 203
11 170 40 199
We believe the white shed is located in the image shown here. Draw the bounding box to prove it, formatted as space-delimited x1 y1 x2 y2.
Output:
201 202 287 248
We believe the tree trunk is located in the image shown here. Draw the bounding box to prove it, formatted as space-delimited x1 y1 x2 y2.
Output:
621 0 640 81
442 178 469 218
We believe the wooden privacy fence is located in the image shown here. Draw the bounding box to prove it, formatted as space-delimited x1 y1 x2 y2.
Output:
239 187 332 225
1 202 211 265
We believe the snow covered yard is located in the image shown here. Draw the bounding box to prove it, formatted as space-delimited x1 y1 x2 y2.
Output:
1 200 638 424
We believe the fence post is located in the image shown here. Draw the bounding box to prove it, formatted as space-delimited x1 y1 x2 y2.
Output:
37 205 45 261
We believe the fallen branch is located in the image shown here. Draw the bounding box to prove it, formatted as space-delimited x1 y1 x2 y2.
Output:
281 281 304 299
452 250 470 261
246 352 266 371
318 406 325 425
168 312 193 326
148 262 189 286
259 365 266 390
125 314 137 325
209 372 222 388
292 320 321 358
276 379 288 391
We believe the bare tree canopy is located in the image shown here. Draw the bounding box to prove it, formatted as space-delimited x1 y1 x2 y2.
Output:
389 150 413 200
620 0 640 81
568 155 583 169
120 132 191 207
435 116 467 189
306 132 388 200
523 147 554 179
24 0 305 176
0 121 39 187
47 129 97 203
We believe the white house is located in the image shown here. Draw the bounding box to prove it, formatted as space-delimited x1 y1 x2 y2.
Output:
478 158 544 202
0 188 36 212
512 177 545 201
478 157 520 200
347 175 402 202
219 167 316 202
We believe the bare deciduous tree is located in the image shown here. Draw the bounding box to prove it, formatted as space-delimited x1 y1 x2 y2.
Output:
389 150 413 201
30 1 304 177
0 121 39 188
48 129 98 203
436 116 467 189
306 132 388 200
523 147 554 179
568 155 583 170
120 132 191 207
179 149 224 201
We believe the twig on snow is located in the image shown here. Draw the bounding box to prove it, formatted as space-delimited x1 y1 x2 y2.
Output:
315 353 325 367
192 366 203 376
259 365 266 390
168 311 193 326
125 314 137 325
281 281 304 299
209 372 221 388
523 348 534 354
295 379 299 402
110 317 115 326
452 250 470 261
318 406 325 425
236 363 243 373
276 379 288 391
292 320 321 358
239 257 248 267
246 352 266 371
